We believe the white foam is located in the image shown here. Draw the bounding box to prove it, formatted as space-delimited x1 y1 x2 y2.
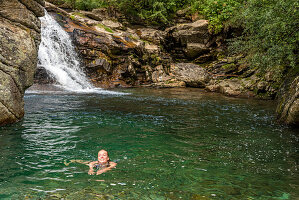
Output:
37 12 127 96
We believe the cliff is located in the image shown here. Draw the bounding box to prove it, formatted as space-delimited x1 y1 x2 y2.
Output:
38 3 299 127
0 0 45 125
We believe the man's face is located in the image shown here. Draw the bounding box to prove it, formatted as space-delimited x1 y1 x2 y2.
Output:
98 150 109 163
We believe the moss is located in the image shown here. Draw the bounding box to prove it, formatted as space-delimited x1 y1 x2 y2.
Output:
140 39 150 44
222 63 237 71
73 12 86 18
96 24 114 33
128 34 138 41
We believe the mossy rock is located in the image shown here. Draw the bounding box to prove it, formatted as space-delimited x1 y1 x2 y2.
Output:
221 63 237 73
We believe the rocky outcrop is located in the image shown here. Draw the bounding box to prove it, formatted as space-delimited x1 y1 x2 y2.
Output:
0 0 44 126
44 7 147 88
277 75 299 126
38 4 298 126
163 20 213 60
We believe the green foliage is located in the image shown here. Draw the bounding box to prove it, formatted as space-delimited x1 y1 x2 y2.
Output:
96 24 114 33
191 0 244 33
229 0 299 69
116 0 192 25
65 0 109 10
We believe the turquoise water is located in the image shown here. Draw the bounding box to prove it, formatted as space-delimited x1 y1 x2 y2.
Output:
0 87 298 199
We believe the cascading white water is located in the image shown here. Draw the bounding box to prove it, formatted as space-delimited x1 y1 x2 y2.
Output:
37 12 124 95
38 12 93 92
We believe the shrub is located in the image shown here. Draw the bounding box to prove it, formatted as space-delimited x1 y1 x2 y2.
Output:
116 0 192 25
191 0 244 33
229 0 298 69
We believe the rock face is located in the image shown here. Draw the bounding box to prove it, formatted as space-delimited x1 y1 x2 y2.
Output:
277 75 299 126
38 3 298 126
44 5 149 88
163 20 212 60
0 0 44 126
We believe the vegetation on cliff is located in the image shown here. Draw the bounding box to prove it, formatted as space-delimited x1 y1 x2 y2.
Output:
58 0 298 72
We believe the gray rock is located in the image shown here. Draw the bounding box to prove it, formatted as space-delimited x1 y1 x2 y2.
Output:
0 0 41 33
19 0 45 17
277 76 299 126
0 0 43 125
137 28 165 45
184 43 210 59
171 20 210 45
170 63 210 87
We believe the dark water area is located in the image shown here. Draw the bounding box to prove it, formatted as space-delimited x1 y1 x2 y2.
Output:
0 87 298 199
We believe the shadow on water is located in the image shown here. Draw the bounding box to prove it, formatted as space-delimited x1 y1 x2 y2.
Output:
0 87 298 199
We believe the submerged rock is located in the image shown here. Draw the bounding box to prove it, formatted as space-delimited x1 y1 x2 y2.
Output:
0 0 44 126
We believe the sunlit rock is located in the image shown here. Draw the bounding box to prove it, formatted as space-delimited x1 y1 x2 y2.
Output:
0 0 44 126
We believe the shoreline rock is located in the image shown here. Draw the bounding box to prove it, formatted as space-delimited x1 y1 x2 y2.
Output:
34 3 298 127
0 0 45 126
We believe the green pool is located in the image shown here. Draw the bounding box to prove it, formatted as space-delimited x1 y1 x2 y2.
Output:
0 87 298 199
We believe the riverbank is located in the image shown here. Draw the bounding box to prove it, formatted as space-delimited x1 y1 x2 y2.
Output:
36 2 299 126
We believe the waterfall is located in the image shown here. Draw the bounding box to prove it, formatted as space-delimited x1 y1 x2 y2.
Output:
37 12 123 94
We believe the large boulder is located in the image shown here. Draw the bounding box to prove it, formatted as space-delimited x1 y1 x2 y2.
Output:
277 76 299 126
163 20 213 60
0 0 44 126
169 63 211 87
136 28 166 45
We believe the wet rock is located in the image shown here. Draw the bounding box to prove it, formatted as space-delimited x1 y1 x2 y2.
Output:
92 8 109 19
151 65 171 83
81 11 103 21
46 10 146 88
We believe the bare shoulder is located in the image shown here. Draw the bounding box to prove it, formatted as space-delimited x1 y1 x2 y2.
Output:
88 161 97 166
